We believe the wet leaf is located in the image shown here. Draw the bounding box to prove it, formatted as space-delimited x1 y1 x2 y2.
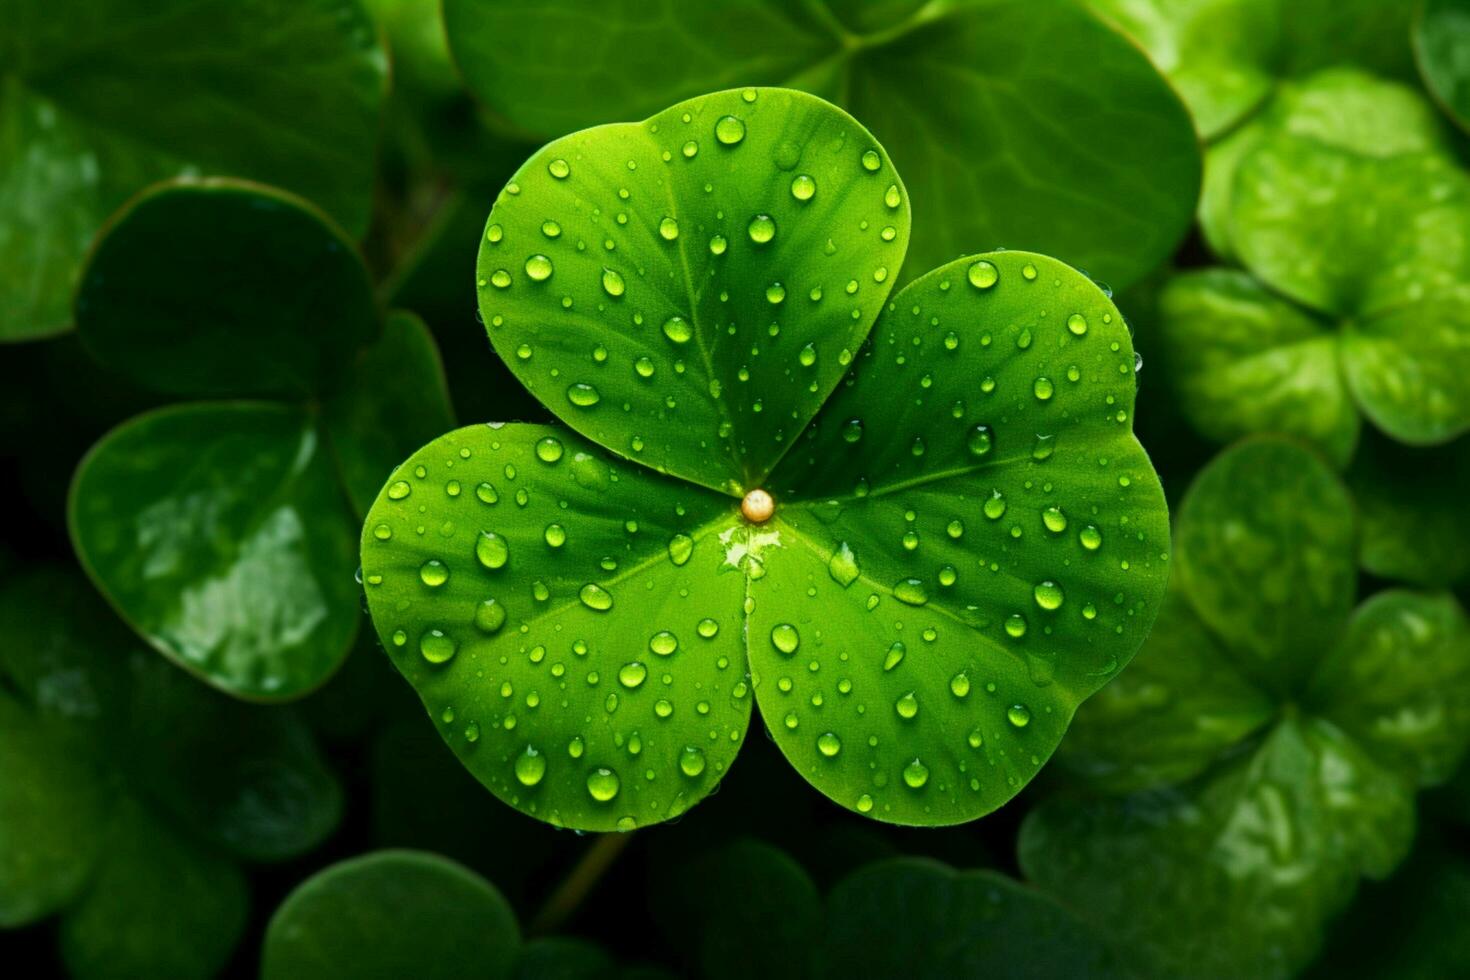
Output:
262 850 520 980
1415 0 1470 132
69 402 361 701
444 0 1200 289
0 0 386 342
75 179 379 399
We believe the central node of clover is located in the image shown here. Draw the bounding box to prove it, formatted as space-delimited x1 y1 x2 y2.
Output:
741 488 775 524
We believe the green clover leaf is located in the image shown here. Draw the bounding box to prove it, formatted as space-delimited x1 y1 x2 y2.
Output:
1415 0 1470 132
0 0 387 343
1154 69 1470 461
1345 431 1470 586
360 88 1170 830
441 0 1202 291
67 179 454 701
1021 437 1470 978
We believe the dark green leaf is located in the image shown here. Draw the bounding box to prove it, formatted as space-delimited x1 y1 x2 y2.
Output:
0 0 386 341
69 402 360 701
511 939 613 980
1021 717 1415 979
444 0 1201 289
1415 0 1470 132
58 796 248 980
821 858 1123 979
1174 437 1356 694
1346 431 1470 586
1307 590 1470 787
755 251 1170 824
476 87 910 493
75 179 379 399
261 850 520 980
326 310 456 517
360 423 750 832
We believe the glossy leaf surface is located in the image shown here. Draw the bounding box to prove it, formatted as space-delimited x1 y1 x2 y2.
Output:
445 0 1201 289
69 403 360 701
261 850 519 980
0 0 386 341
75 179 379 399
476 87 909 493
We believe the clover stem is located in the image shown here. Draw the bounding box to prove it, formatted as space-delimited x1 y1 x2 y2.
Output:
528 831 635 935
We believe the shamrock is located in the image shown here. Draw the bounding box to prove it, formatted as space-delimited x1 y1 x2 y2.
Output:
360 87 1170 831
1020 437 1470 978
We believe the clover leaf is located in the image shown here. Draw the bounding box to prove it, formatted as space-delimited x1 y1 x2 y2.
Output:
1020 437 1470 979
0 0 387 343
360 87 1170 831
1345 431 1470 586
0 566 342 976
441 0 1202 291
1415 0 1470 132
1154 69 1470 461
68 179 454 700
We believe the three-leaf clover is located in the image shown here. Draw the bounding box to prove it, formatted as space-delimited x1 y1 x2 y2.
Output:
1153 69 1470 465
67 178 454 700
360 87 1170 831
1019 437 1470 979
0 0 387 342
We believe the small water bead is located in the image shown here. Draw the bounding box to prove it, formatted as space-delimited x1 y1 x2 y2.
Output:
535 437 563 463
967 424 993 457
856 794 874 813
828 542 860 587
548 158 570 178
601 268 625 297
682 139 699 158
474 599 507 633
524 254 553 281
655 699 673 718
697 618 719 638
1033 377 1054 401
618 662 647 688
665 534 693 566
541 220 560 238
715 115 746 145
419 559 449 587
1042 506 1068 533
515 746 546 786
1067 313 1088 336
983 491 1007 520
635 356 656 378
766 282 786 304
587 767 621 802
708 234 728 256
580 584 614 611
885 184 901 208
1007 704 1032 728
950 672 971 698
1079 524 1103 550
884 641 906 672
1022 262 1038 281
544 524 567 548
861 149 882 172
798 343 817 367
1032 435 1055 461
568 737 585 759
771 623 800 655
747 214 776 244
567 383 601 407
489 269 511 289
790 174 816 201
387 480 412 500
1005 614 1028 638
486 224 503 243
895 691 919 719
903 758 929 789
1034 581 1065 610
842 419 864 443
680 746 707 777
649 631 679 656
659 216 679 240
967 261 999 290
476 531 509 570
938 565 957 587
947 519 965 539
662 315 692 344
894 578 929 606
464 722 480 742
419 629 456 664
817 732 842 758
372 523 392 541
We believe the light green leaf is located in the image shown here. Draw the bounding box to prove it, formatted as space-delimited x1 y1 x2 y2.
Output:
1020 716 1416 979
74 179 379 399
445 0 1201 289
0 0 386 342
261 850 520 980
1307 590 1470 787
752 251 1170 824
326 310 456 518
1053 587 1276 793
0 691 112 927
820 858 1123 979
69 402 361 701
1157 268 1358 466
360 423 750 832
1174 437 1356 694
475 87 910 494
58 796 248 980
1346 432 1470 586
1415 0 1470 132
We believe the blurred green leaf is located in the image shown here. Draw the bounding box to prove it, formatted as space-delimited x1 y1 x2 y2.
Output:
1346 431 1470 586
0 0 386 342
262 850 520 980
69 402 361 701
1415 0 1470 132
443 0 1201 290
75 179 379 399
